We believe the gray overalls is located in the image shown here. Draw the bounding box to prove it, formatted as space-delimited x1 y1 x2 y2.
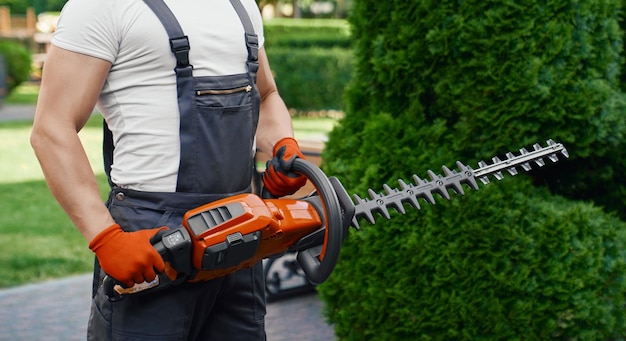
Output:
91 0 265 339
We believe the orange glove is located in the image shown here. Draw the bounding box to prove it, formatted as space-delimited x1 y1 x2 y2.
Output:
262 137 307 197
89 223 167 287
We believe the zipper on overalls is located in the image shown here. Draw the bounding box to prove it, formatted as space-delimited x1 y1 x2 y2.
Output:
196 85 252 96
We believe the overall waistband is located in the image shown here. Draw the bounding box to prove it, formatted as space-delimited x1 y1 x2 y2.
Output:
108 186 251 212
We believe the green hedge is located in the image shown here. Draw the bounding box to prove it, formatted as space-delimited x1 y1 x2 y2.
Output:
264 19 353 111
2 0 67 14
319 0 626 339
322 179 626 339
266 47 353 111
264 18 351 49
0 40 32 95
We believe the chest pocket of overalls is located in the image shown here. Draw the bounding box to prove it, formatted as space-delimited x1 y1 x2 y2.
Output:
191 74 258 193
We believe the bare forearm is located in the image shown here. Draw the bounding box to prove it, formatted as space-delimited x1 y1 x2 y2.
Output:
255 47 296 154
31 121 114 242
256 91 295 154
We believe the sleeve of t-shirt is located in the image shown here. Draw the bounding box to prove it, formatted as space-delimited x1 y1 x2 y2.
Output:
51 0 120 63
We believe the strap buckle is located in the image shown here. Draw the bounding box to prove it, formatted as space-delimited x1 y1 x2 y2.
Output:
170 36 191 67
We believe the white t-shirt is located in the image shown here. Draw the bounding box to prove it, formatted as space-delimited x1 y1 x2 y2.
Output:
52 0 264 192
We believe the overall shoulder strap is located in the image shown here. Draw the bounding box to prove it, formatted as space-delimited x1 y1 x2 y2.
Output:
228 0 259 63
104 0 192 189
142 0 191 69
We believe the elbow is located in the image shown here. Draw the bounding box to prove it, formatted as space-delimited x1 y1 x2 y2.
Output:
30 126 41 151
30 123 50 155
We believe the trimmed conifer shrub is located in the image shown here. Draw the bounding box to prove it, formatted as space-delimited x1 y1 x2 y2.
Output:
318 0 626 338
263 19 353 111
0 40 31 95
266 47 353 110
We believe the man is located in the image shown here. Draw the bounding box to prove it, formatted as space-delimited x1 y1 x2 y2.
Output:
30 0 306 339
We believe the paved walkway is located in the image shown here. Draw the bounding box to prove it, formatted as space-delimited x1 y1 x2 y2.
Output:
0 104 337 340
0 103 36 122
0 274 336 341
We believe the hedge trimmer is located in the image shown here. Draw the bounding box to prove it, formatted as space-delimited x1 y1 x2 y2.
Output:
104 139 568 301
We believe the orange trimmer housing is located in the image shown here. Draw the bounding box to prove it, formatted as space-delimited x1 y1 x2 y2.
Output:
181 193 324 282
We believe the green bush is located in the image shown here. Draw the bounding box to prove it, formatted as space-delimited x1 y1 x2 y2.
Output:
264 19 353 111
264 18 351 48
319 0 626 338
322 178 626 340
267 47 353 110
2 0 67 14
0 40 32 95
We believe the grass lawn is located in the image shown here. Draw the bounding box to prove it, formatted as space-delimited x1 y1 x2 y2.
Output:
0 116 111 288
3 83 40 104
0 100 337 288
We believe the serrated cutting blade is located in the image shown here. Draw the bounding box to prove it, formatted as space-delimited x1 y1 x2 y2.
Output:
349 139 568 229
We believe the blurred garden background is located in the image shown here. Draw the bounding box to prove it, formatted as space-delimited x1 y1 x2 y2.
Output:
3 0 626 339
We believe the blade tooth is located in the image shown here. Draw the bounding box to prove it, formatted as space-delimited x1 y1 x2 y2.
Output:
398 179 410 190
352 193 366 204
457 161 479 190
378 205 391 219
427 169 439 181
479 176 490 185
363 210 376 225
392 199 406 215
494 171 504 180
506 152 515 160
441 190 451 200
413 174 437 203
367 188 379 200
442 165 454 176
412 174 427 185
533 143 542 151
398 179 421 210
520 147 529 154
507 167 518 176
535 158 546 167
450 181 465 195
416 188 437 204
383 184 395 195
428 170 451 200
478 160 488 168
547 140 569 158
405 195 421 210
366 188 390 219
351 217 361 229
467 176 479 190
424 191 437 204
455 161 467 170
548 153 559 162
521 162 532 171
492 156 502 164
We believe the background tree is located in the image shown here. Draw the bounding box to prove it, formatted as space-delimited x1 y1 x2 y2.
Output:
0 0 66 14
319 0 626 339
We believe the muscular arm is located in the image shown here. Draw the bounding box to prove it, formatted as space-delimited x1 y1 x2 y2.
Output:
30 46 114 242
255 47 295 154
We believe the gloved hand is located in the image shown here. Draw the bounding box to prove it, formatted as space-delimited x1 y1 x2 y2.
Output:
89 223 167 287
262 137 307 197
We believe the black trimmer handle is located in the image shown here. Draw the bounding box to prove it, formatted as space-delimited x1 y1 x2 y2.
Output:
102 227 193 301
289 158 345 285
102 275 124 302
102 274 168 302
